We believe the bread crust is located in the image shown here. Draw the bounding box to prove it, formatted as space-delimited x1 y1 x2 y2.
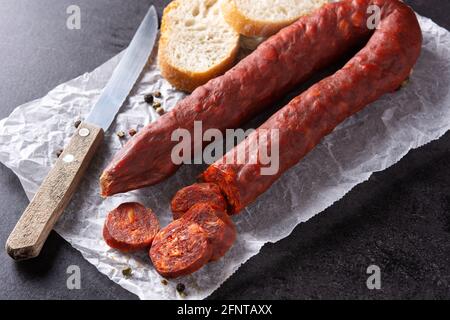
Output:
222 0 329 37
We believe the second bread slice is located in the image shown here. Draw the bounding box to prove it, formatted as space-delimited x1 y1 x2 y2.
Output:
222 0 330 37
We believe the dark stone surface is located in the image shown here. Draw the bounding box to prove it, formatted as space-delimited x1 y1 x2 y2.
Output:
0 0 449 300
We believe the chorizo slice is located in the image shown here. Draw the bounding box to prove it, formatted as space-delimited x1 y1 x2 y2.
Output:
182 203 236 261
171 183 227 220
103 202 159 252
150 219 212 278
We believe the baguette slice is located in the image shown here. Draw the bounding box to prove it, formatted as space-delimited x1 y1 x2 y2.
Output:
222 0 330 37
159 0 240 92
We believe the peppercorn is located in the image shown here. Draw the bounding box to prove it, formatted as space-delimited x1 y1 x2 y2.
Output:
395 77 410 91
176 283 186 293
161 279 168 286
122 267 132 278
152 102 161 110
401 78 410 88
128 128 137 136
144 94 154 104
74 120 81 128
117 131 125 138
156 107 165 116
153 91 162 98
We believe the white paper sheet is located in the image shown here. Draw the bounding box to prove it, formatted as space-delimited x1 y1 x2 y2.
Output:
0 15 449 300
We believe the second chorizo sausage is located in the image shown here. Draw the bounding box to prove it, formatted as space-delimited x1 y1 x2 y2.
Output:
202 0 423 213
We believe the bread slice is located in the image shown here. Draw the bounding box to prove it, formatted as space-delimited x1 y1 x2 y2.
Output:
158 0 240 92
222 0 330 37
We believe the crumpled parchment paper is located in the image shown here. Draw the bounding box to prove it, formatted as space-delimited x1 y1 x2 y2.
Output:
0 14 449 300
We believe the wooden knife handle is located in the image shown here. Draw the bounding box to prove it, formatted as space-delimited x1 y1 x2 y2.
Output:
5 122 104 260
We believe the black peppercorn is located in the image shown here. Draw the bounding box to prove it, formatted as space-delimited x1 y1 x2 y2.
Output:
176 283 186 293
144 94 154 104
156 107 165 116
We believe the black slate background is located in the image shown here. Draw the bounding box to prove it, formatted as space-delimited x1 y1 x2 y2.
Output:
0 0 449 300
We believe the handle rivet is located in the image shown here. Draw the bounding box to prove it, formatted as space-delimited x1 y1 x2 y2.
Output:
63 154 75 163
79 128 90 137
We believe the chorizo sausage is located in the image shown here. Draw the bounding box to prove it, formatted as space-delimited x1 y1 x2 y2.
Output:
202 0 422 213
103 202 160 252
182 203 236 261
171 183 227 220
150 219 212 278
150 0 422 277
100 0 377 196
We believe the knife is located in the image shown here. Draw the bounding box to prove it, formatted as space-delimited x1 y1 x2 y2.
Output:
6 6 159 260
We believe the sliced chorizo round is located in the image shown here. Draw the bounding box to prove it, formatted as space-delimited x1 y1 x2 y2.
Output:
182 203 236 261
150 219 212 278
103 202 159 252
171 183 228 220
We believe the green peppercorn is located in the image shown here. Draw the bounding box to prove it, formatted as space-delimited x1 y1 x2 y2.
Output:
401 78 410 88
152 102 161 110
396 77 410 91
122 267 132 278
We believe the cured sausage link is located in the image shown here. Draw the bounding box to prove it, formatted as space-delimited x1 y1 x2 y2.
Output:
202 0 422 214
100 0 376 196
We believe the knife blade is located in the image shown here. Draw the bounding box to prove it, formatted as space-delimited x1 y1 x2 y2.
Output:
6 5 159 260
87 6 158 130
